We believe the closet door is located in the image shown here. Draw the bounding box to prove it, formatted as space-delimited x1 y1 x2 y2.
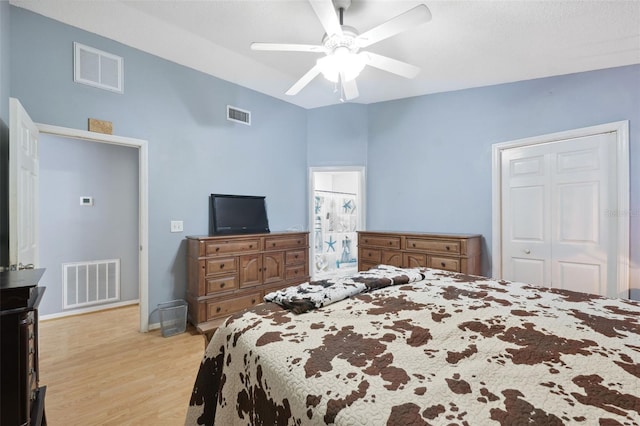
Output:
501 132 617 296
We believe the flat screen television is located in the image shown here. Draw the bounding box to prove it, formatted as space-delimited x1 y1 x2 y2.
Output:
209 194 270 235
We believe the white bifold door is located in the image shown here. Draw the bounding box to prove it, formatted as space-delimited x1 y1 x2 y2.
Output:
501 132 619 297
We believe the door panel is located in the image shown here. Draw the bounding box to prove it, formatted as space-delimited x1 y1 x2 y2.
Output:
263 252 284 285
557 182 598 243
510 258 546 285
557 262 602 295
239 254 262 288
510 186 545 241
9 98 39 269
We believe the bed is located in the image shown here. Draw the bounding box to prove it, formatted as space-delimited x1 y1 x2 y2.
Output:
185 265 640 425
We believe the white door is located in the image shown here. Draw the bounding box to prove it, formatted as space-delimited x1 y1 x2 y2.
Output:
501 132 617 297
9 98 40 270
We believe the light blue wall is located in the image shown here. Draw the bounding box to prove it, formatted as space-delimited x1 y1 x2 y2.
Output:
307 103 368 167
0 0 10 266
367 65 640 298
38 134 139 315
10 7 308 317
7 6 639 310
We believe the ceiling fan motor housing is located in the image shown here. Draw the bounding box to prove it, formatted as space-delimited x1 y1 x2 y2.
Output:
322 26 360 54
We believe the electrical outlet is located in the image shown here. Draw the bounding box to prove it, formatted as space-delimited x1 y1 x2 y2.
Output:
170 220 184 233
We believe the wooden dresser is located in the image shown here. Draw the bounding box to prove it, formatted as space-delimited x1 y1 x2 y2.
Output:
186 231 309 332
0 268 47 426
358 231 482 275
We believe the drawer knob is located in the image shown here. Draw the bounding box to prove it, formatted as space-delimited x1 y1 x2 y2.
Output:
412 243 416 247
446 246 450 250
216 247 220 252
251 299 256 304
220 282 226 288
250 245 253 248
216 307 222 313
294 254 299 259
272 243 276 247
220 264 225 269
441 262 446 267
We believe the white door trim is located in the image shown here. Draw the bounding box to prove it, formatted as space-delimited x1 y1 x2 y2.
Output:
491 121 630 297
36 123 150 332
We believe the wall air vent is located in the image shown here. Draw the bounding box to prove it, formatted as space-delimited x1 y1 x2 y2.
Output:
74 42 123 93
227 105 251 126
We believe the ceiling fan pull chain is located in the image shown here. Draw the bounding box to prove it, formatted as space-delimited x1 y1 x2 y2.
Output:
339 7 344 26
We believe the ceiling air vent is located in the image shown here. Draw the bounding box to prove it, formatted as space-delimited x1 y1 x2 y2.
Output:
227 105 251 126
74 42 123 93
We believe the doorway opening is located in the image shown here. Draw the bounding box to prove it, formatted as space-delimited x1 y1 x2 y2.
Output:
309 167 365 280
38 124 149 331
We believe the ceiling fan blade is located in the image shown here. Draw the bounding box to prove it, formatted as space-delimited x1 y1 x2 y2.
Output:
340 74 359 101
286 63 323 96
364 52 421 79
251 42 325 53
356 4 432 48
309 0 343 37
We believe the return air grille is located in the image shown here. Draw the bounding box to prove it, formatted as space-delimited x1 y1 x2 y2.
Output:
227 105 251 125
74 42 124 93
62 259 120 309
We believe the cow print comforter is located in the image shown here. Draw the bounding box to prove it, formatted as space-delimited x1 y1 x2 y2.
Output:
186 267 640 425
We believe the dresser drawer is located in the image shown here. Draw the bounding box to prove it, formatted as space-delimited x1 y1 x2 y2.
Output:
285 264 307 281
265 235 308 251
406 238 460 254
206 292 261 321
359 248 381 263
285 249 306 265
359 261 379 272
203 257 237 276
359 235 401 249
429 256 460 272
204 275 238 295
203 239 260 256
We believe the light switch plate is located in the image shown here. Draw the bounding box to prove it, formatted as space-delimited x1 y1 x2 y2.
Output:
170 220 183 233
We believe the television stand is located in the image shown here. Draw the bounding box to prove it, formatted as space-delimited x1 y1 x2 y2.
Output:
186 231 309 341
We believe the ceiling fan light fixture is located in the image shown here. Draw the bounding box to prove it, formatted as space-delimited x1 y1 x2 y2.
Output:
318 49 366 83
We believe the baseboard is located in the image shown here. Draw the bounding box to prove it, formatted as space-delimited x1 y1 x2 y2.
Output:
40 299 140 321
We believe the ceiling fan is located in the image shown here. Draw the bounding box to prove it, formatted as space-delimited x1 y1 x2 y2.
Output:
251 0 432 101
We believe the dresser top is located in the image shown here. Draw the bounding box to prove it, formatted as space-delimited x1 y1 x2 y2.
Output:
0 268 46 290
358 231 482 239
187 230 308 240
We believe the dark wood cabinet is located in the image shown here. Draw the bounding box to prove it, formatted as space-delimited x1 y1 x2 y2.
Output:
1 268 47 426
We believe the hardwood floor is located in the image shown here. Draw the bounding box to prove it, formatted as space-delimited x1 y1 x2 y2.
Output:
38 305 205 425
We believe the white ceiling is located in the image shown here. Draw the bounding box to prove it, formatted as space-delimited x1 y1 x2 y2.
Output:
11 0 640 109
